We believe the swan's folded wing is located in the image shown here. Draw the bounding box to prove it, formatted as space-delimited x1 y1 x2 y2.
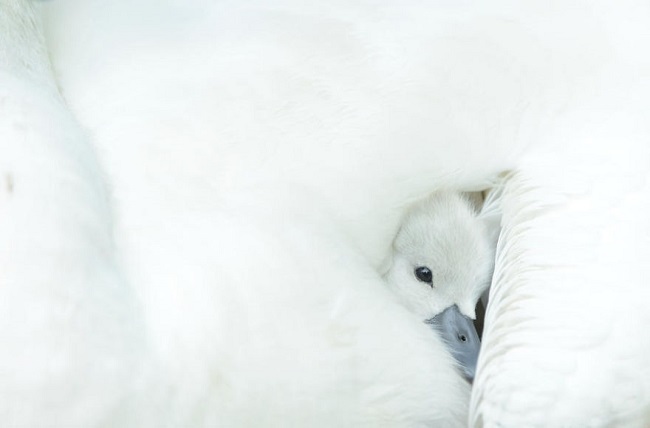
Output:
471 138 650 426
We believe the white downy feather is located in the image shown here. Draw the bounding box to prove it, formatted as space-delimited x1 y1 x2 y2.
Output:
0 0 648 426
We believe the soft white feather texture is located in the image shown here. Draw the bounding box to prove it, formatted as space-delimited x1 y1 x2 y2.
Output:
383 192 495 319
472 115 650 426
0 2 146 426
0 0 54 88
0 0 648 426
6 1 477 426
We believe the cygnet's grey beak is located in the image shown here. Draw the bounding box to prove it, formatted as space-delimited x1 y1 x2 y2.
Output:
425 305 480 383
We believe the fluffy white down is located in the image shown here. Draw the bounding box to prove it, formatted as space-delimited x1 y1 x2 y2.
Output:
1 0 649 426
383 192 495 320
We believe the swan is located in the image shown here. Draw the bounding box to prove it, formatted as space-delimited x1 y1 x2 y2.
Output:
383 191 497 382
4 2 473 426
2 0 649 426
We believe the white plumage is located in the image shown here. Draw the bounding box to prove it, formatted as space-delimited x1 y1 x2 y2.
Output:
383 192 495 320
1 0 649 426
382 191 497 383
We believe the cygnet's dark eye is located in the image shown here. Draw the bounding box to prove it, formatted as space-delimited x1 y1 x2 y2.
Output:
414 266 433 285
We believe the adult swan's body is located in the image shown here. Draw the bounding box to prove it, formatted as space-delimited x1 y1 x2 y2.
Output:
2 0 650 426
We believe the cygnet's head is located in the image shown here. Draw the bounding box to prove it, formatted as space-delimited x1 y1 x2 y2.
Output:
383 192 495 321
